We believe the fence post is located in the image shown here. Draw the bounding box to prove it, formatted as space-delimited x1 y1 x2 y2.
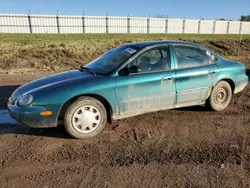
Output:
165 19 168 33
212 20 216 34
147 18 150 33
27 14 32 33
182 19 186 34
198 20 201 34
226 21 230 34
127 17 130 33
56 15 60 33
106 16 109 33
82 16 85 33
239 21 243 34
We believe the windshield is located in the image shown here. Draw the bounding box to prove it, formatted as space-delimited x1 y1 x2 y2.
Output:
85 45 139 75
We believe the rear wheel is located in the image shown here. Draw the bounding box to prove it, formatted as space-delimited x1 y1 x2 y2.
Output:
207 81 232 111
64 97 107 138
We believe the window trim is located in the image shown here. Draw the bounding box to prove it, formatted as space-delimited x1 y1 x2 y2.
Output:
114 44 173 76
172 44 213 70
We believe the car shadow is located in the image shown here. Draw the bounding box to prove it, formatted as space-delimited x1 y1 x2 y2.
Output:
0 124 72 139
173 105 211 112
246 69 250 78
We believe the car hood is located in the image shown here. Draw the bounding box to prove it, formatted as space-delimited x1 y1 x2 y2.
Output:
18 70 96 95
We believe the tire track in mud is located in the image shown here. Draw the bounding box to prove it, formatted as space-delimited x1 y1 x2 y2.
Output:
104 141 243 167
110 111 250 141
103 107 250 171
0 162 109 188
104 126 249 169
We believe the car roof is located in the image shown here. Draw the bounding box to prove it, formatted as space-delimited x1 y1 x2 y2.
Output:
126 40 205 49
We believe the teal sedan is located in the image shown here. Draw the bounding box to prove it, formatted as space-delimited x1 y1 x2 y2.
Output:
8 41 248 138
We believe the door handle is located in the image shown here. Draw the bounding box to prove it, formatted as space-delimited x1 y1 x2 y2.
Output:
208 70 216 74
161 76 174 81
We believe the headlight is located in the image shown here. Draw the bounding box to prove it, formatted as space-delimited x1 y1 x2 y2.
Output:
18 94 33 107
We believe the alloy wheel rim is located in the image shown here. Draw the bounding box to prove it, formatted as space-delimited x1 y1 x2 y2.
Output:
72 105 101 133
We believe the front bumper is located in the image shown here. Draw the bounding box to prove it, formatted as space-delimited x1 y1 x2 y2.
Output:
7 104 57 128
234 74 249 94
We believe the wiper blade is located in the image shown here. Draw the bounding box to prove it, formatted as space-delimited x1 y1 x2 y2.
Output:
78 66 97 76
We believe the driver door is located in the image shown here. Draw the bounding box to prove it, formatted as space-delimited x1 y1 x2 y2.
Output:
114 45 176 118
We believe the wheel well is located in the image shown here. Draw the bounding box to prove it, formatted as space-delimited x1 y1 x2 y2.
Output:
208 79 235 99
58 94 113 125
221 79 235 93
211 79 235 95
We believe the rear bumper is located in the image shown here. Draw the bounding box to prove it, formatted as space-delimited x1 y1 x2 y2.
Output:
234 74 248 94
7 104 57 128
234 82 248 94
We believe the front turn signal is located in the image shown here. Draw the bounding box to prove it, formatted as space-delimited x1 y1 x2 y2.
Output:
40 111 53 116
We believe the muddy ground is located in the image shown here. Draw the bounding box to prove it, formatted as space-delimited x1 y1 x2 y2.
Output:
0 58 250 188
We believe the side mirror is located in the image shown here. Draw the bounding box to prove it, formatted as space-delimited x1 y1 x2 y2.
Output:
118 65 141 76
118 67 129 76
128 65 141 74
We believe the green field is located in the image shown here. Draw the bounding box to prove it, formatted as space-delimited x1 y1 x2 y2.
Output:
0 34 249 73
0 33 249 44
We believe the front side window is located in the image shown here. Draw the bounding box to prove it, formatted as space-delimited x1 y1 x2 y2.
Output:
128 46 171 73
174 46 210 69
86 45 139 75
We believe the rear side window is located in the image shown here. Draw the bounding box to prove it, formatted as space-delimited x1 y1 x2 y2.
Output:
174 46 210 69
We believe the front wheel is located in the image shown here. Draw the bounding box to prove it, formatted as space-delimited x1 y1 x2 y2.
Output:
64 97 107 139
207 81 232 111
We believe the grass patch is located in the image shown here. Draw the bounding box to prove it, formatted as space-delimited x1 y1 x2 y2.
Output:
0 34 250 44
0 34 249 73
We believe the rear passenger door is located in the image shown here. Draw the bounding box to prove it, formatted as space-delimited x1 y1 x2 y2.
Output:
172 45 218 106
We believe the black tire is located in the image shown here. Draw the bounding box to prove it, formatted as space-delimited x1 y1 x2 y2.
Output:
207 81 232 111
64 96 107 139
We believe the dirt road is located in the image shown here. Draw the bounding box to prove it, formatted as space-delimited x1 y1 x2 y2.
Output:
0 60 250 188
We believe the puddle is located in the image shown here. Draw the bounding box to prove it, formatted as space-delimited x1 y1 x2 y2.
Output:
0 109 24 134
0 109 17 124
